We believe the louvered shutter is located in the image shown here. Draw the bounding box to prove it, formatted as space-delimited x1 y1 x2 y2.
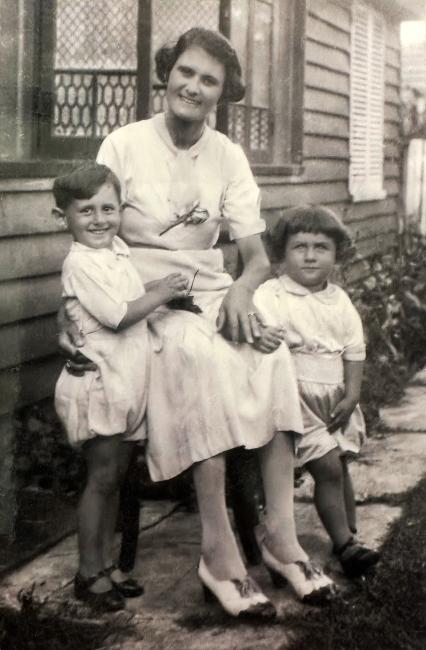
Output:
350 2 387 202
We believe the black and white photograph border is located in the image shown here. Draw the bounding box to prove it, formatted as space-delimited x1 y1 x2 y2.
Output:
0 1 425 649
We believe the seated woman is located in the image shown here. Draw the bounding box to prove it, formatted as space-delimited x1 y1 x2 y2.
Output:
61 27 335 618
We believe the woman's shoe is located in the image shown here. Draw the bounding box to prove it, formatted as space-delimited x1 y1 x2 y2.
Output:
255 524 335 606
334 538 380 578
104 564 144 598
198 557 276 619
74 571 125 612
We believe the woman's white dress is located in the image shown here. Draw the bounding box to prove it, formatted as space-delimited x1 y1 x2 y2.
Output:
97 114 303 481
254 275 366 465
55 237 149 447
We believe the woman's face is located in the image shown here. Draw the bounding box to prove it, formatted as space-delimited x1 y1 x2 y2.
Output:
166 46 225 123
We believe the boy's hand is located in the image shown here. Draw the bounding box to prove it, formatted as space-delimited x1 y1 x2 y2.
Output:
156 273 189 301
252 326 285 354
328 396 358 433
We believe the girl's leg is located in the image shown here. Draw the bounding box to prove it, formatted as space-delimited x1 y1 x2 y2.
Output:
193 453 247 580
78 435 122 591
341 457 357 535
306 449 352 550
257 431 308 564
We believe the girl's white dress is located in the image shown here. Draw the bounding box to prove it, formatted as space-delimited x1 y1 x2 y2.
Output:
55 237 149 447
97 113 303 481
254 275 366 465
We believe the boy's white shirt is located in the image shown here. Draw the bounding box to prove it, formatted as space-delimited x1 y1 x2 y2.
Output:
61 235 145 330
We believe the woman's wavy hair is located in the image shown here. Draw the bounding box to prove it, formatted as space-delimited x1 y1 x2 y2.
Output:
155 27 245 103
266 205 354 263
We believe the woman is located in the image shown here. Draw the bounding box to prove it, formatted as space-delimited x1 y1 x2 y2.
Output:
62 28 334 617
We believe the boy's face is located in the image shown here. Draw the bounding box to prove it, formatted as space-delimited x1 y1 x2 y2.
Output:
62 182 121 250
284 231 336 292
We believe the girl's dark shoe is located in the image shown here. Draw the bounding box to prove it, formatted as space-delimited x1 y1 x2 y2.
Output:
74 571 125 611
335 538 380 578
104 564 144 598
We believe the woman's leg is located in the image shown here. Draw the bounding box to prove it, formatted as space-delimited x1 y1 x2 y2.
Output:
306 449 352 550
257 431 308 564
78 435 122 591
341 457 357 534
193 453 247 580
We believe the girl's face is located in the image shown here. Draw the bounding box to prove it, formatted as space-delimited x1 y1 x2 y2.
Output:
64 182 121 250
166 45 225 124
284 231 337 292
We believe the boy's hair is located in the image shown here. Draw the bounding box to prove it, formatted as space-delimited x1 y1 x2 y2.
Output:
155 27 245 103
52 163 121 210
267 205 353 263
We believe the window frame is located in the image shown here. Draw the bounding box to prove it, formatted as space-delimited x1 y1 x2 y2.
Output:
0 0 305 178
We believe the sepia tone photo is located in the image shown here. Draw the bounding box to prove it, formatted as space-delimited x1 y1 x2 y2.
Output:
0 1 425 648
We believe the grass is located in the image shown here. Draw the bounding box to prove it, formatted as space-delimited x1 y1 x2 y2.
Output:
285 476 426 650
0 586 135 650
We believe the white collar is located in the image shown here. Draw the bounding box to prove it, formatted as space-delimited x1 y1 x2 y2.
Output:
153 112 211 159
279 274 339 302
70 235 130 257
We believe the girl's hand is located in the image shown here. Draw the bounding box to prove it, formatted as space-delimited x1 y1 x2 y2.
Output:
57 302 97 376
328 396 358 433
217 282 265 344
252 326 285 354
156 273 189 302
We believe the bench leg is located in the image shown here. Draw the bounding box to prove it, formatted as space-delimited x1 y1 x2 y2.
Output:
227 448 263 566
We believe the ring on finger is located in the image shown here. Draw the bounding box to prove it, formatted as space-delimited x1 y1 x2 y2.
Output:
65 360 72 370
247 312 256 317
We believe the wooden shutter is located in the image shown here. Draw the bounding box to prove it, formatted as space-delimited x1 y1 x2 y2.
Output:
350 2 386 202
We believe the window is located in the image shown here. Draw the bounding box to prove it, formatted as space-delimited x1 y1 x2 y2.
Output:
349 2 387 202
227 0 305 169
0 0 304 172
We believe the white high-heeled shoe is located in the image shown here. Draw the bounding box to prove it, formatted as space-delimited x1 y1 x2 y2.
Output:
198 557 276 619
255 525 336 606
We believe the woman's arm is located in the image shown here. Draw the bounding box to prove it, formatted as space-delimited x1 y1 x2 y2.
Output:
217 234 271 343
328 360 364 432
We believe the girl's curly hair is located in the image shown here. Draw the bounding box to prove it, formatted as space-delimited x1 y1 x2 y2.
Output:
266 205 354 263
155 27 245 103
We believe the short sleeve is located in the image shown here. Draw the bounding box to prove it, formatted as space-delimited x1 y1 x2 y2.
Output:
221 142 265 240
62 257 127 329
341 293 366 361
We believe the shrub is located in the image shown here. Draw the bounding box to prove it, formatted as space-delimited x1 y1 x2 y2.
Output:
344 236 426 428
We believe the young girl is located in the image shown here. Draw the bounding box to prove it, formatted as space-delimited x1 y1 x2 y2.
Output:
53 163 189 612
254 205 380 578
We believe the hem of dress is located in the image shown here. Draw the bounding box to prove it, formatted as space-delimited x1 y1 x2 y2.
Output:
147 425 303 482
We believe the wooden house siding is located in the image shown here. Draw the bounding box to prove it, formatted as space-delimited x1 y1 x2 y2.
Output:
259 0 402 264
0 0 405 419
0 184 64 415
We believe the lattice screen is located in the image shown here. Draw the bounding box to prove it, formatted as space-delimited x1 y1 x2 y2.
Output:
54 0 137 137
55 0 137 69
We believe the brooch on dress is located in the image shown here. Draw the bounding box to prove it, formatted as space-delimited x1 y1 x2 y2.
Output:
159 200 209 236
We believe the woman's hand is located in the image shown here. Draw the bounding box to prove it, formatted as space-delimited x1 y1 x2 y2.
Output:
252 326 285 354
217 282 265 344
328 396 358 433
57 302 96 376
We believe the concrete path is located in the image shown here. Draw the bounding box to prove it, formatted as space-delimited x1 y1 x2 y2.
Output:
1 372 426 649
